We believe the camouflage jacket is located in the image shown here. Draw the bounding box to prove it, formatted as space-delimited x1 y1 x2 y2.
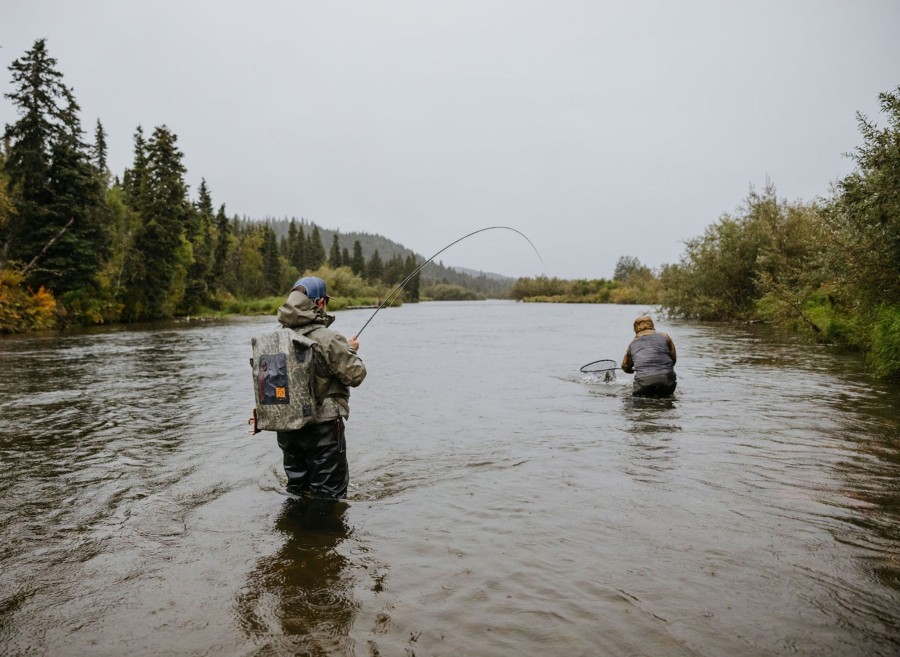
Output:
277 291 367 420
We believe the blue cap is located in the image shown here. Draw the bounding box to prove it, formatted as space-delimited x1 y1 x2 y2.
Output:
293 276 331 302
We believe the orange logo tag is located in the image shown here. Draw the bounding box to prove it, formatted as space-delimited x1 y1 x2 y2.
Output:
276 387 286 398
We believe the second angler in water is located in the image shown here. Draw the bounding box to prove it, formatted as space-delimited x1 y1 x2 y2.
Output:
620 315 677 398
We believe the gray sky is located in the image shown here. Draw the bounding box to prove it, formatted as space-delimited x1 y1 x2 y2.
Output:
2 1 899 279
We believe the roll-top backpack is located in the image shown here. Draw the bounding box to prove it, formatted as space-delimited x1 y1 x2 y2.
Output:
249 327 319 433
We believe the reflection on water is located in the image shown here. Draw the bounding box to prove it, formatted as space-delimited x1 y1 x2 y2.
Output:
620 396 681 483
236 498 356 656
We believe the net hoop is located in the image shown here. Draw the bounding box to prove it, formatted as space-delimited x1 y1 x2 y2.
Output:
579 359 618 373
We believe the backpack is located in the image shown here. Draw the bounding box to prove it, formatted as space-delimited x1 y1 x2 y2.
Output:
249 327 319 432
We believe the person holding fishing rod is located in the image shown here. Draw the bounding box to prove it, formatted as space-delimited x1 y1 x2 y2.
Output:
621 315 677 397
274 276 366 499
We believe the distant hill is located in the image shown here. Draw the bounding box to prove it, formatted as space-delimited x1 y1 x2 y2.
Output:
452 266 513 282
248 217 516 297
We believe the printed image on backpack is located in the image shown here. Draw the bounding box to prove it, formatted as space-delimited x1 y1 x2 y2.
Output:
257 353 289 404
250 328 319 432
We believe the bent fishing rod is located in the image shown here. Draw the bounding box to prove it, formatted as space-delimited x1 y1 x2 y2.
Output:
355 226 547 338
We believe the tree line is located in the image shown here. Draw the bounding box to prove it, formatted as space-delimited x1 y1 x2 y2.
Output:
2 40 896 378
656 87 900 381
0 39 433 330
511 87 900 380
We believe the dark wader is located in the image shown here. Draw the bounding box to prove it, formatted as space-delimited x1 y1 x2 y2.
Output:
277 418 348 499
633 371 677 398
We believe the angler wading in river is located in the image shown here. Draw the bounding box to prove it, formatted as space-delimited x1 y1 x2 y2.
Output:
250 276 367 499
621 315 677 398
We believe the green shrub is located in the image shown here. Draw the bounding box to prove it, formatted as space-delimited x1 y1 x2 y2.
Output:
423 284 485 301
869 304 900 381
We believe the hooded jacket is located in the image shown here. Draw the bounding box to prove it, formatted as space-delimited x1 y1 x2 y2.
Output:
277 291 367 421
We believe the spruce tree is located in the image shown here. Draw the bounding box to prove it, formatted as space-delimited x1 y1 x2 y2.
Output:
367 249 384 282
351 240 365 276
290 222 307 272
2 38 107 294
342 246 350 267
287 220 301 271
307 225 326 269
261 225 282 294
329 233 342 268
122 126 147 210
209 203 231 290
404 254 421 302
182 178 215 312
92 119 108 174
123 125 190 319
383 253 405 285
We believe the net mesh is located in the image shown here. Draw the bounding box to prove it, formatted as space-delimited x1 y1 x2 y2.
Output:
580 359 617 383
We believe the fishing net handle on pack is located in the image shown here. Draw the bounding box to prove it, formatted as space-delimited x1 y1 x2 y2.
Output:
579 359 618 373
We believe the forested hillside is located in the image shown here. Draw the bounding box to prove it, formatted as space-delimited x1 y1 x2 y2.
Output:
0 39 511 332
2 39 896 380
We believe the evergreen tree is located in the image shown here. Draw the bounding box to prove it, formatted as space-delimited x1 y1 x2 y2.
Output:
383 253 405 285
122 126 147 210
307 225 326 269
367 249 384 281
287 220 299 265
182 178 215 312
329 233 342 268
40 132 107 293
341 246 350 267
290 222 307 272
404 254 421 302
350 240 365 276
92 118 108 174
2 38 107 294
123 125 190 319
261 225 282 295
209 203 231 291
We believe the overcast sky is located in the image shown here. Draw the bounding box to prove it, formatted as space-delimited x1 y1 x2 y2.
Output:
2 1 898 279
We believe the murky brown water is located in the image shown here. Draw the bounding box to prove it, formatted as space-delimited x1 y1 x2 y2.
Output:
1 301 898 656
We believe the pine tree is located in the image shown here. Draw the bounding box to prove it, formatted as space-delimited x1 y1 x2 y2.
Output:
341 247 350 267
40 132 107 293
383 253 405 285
404 254 421 302
307 225 326 269
123 125 190 319
182 178 215 312
122 126 147 210
351 240 365 276
2 38 107 294
290 222 307 272
329 233 342 268
261 225 282 295
209 203 231 291
92 119 108 174
367 249 384 282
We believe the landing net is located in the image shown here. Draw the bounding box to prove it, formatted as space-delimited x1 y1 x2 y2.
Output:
579 359 618 383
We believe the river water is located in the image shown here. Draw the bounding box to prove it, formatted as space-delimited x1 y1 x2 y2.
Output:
1 301 898 657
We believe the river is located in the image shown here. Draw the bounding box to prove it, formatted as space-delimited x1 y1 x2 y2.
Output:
1 301 898 657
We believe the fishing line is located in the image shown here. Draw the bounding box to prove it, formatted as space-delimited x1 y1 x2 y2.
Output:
355 226 547 338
